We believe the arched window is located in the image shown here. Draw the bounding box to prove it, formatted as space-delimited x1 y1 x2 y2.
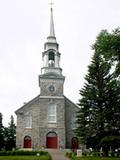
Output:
25 112 32 128
48 103 56 123
48 52 55 67
47 132 57 137
24 136 32 148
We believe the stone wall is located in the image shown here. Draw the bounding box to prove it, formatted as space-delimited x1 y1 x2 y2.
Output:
64 97 79 148
16 96 66 149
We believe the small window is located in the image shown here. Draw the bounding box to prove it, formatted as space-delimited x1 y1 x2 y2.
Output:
48 103 56 123
25 112 32 128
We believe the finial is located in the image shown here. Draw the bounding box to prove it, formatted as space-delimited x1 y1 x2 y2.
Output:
49 0 54 9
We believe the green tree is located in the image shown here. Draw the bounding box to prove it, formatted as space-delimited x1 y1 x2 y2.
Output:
4 115 16 150
93 28 120 140
76 30 120 151
93 28 120 76
0 113 4 150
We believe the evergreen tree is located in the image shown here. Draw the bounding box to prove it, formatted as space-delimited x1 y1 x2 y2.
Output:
0 113 4 150
93 28 120 149
4 115 16 150
76 50 120 150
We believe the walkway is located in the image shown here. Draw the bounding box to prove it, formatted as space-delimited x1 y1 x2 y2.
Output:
47 149 70 160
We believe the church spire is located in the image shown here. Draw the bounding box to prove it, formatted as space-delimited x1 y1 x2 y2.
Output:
41 3 63 76
44 4 58 50
46 4 57 44
49 7 55 37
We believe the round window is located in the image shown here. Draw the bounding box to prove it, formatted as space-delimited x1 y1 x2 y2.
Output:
49 85 55 92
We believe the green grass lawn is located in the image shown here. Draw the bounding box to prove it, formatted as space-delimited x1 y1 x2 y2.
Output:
0 155 51 160
76 157 120 160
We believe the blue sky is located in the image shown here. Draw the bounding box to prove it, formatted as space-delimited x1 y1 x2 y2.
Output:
0 0 120 125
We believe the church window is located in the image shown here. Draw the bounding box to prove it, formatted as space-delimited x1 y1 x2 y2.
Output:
48 103 56 123
25 112 32 128
71 113 77 129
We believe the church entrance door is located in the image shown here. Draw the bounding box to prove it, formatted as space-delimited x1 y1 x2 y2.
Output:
24 136 32 148
46 132 57 148
71 137 78 149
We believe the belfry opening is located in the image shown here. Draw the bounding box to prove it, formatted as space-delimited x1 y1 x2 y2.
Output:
48 51 55 67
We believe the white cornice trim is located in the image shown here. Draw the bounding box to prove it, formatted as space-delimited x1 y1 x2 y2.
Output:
40 96 64 99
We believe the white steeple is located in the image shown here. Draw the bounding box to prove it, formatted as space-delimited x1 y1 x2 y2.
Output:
41 6 63 75
45 6 57 48
50 8 55 37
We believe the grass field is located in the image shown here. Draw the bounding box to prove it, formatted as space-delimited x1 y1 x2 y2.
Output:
0 155 51 160
76 157 120 160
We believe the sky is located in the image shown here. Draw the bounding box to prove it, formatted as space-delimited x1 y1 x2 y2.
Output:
0 0 120 126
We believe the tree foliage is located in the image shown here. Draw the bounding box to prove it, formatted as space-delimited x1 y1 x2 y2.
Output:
93 28 120 76
76 28 120 150
0 113 4 150
0 114 16 150
4 115 16 150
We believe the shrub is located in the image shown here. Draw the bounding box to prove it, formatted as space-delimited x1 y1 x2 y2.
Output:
66 152 73 158
66 152 76 160
0 150 49 156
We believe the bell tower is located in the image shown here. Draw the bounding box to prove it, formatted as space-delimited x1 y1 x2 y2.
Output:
39 7 65 97
41 7 62 75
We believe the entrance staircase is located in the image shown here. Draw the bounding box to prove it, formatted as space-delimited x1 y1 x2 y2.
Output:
46 149 70 160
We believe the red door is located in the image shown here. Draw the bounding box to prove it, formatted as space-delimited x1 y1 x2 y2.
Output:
71 137 78 149
47 132 57 148
24 136 32 148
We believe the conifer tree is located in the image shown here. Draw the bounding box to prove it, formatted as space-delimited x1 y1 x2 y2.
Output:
0 113 4 150
4 115 16 150
76 48 120 150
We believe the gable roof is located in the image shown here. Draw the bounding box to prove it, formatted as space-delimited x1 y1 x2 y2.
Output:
64 95 79 109
15 95 40 114
15 94 79 115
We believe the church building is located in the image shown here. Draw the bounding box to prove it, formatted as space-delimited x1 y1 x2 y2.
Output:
15 7 79 149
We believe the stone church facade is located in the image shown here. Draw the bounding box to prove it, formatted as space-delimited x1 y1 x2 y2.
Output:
15 8 79 149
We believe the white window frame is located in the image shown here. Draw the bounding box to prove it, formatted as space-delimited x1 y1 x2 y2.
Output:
25 112 32 128
71 113 77 129
48 103 56 123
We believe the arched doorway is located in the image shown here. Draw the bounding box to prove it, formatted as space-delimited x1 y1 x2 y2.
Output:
71 137 78 149
46 132 57 148
24 136 32 148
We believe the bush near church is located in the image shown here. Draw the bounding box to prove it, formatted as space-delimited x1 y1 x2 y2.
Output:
0 150 50 156
0 156 51 160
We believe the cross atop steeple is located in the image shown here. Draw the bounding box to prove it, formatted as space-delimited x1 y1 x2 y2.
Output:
49 0 54 9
